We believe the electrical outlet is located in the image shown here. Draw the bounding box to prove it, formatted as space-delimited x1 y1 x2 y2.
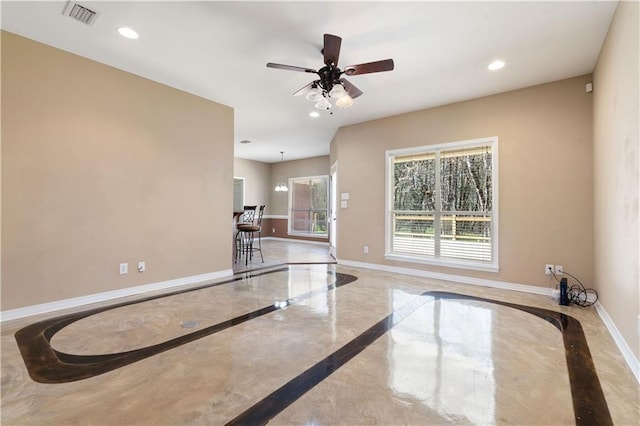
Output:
545 264 554 275
555 265 564 275
119 263 128 275
137 261 146 273
363 245 369 254
272 228 275 233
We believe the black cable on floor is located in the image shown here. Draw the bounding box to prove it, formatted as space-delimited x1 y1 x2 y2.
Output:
565 270 598 307
551 269 598 307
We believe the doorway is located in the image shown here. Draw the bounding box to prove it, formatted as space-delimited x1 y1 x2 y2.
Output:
329 163 338 258
233 177 244 212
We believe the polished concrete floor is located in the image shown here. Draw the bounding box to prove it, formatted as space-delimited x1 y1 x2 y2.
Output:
232 238 335 273
1 240 638 425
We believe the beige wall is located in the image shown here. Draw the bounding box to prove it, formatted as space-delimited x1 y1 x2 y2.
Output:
233 158 271 214
1 32 234 310
593 1 640 361
331 75 593 289
270 155 330 216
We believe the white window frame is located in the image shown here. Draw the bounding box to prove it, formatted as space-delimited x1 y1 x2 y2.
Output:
288 175 329 238
385 137 499 272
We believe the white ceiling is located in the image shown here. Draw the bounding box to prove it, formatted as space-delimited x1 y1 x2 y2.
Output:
1 1 617 163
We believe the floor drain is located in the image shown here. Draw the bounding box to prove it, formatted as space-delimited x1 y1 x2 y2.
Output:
181 320 199 329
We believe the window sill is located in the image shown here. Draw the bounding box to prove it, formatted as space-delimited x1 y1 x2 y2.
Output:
384 253 499 273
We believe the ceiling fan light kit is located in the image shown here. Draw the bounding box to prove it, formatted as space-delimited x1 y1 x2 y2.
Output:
335 95 354 108
267 33 394 112
329 84 347 99
315 97 332 110
305 86 323 102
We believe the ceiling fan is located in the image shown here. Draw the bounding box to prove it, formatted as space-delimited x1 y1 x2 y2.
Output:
266 33 394 110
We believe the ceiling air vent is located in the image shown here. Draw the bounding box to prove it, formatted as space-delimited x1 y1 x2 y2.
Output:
63 1 100 26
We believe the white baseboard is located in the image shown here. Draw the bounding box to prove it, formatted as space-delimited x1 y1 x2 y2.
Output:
595 302 640 384
0 269 233 323
263 236 330 246
337 259 553 296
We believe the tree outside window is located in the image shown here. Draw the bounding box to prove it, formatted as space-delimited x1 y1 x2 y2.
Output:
387 138 498 270
289 176 328 237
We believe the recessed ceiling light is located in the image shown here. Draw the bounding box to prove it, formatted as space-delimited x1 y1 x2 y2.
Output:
488 60 505 71
309 111 320 118
118 27 139 39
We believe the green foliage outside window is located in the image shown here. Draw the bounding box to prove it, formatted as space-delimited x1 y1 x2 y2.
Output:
291 177 329 236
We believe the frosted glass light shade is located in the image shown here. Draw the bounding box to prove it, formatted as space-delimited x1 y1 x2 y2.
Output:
306 87 323 102
336 95 353 107
315 97 331 110
329 84 347 99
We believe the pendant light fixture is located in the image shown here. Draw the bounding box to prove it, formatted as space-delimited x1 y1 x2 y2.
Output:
274 151 289 192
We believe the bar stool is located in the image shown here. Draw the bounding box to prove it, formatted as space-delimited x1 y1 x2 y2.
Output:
237 205 265 265
235 206 256 262
238 205 256 226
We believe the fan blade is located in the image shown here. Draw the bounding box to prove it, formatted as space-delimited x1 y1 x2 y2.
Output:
343 59 394 76
267 63 317 74
292 81 317 96
323 34 342 66
339 78 363 99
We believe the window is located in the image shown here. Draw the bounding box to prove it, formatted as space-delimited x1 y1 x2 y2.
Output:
289 175 329 237
386 137 498 271
233 178 244 212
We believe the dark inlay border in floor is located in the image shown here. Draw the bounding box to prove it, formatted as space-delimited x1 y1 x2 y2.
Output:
233 260 338 275
431 292 612 426
15 267 357 384
227 291 612 426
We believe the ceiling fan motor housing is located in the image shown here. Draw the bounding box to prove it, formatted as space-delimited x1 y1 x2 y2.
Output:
317 66 342 93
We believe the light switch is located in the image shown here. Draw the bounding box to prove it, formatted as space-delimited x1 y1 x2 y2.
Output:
341 200 348 209
341 192 350 200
